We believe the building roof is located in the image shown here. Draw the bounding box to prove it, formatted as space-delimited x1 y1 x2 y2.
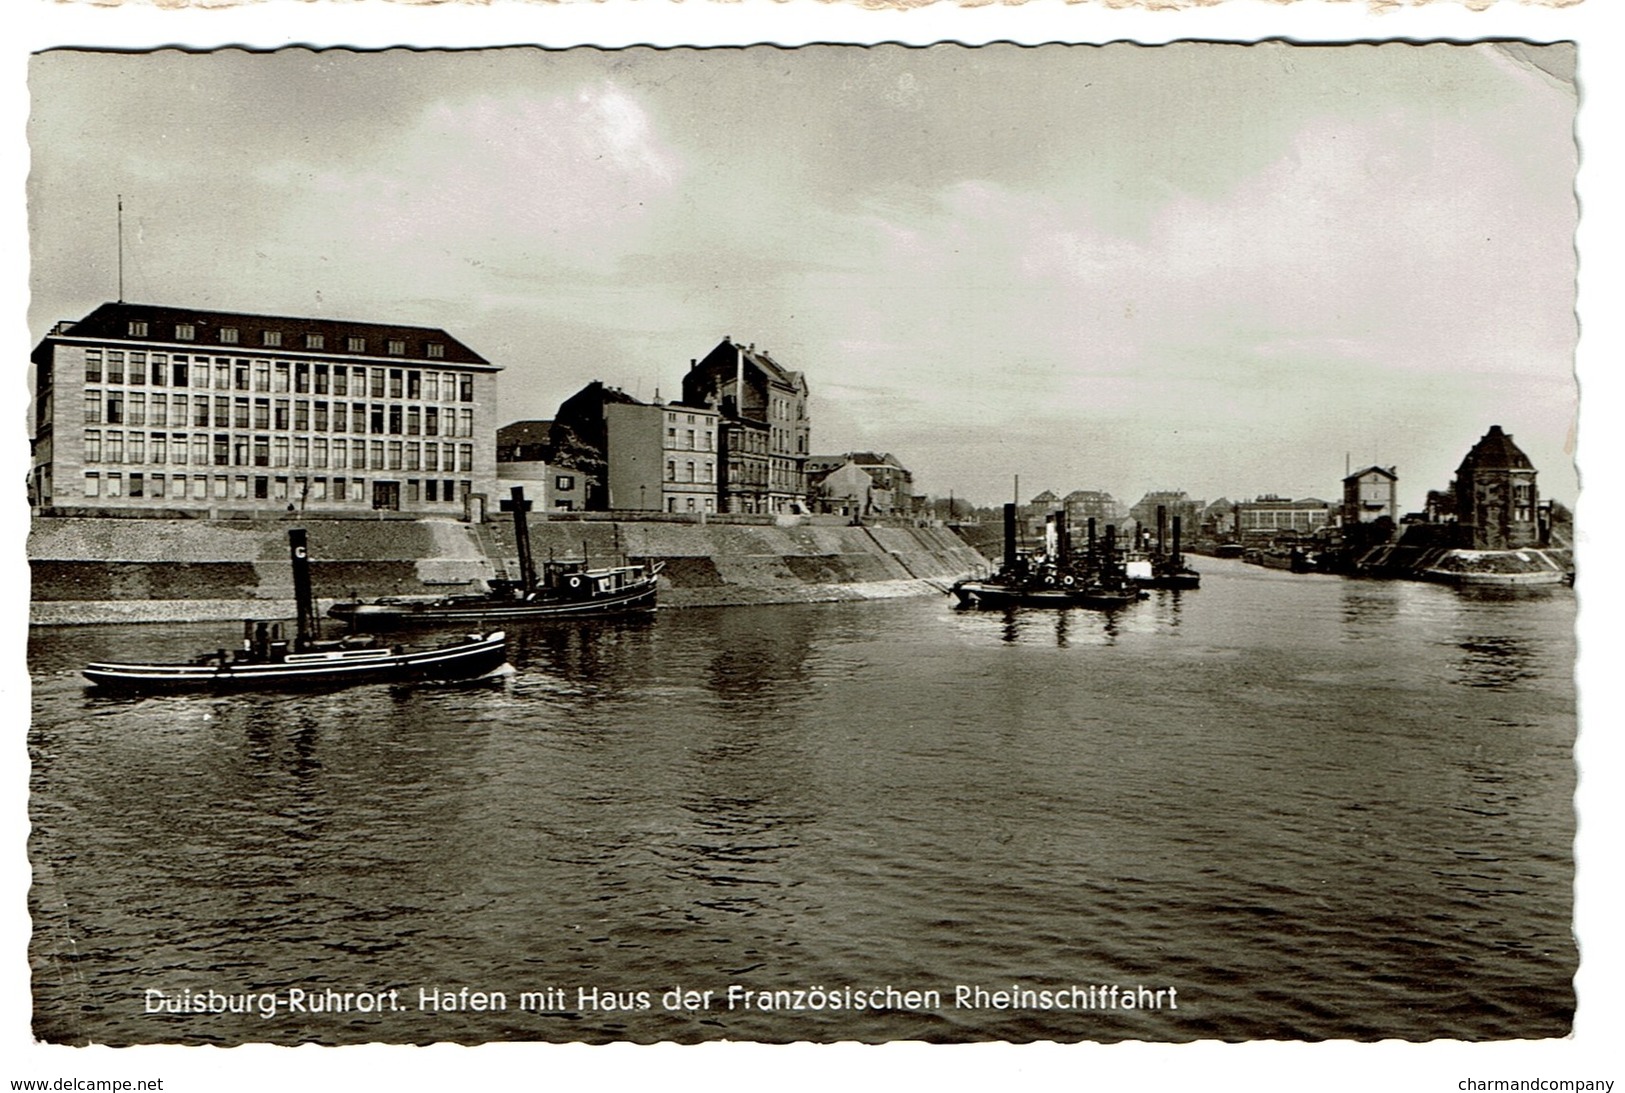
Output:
1457 425 1536 474
498 420 555 449
1343 465 1398 482
733 339 807 394
1242 496 1332 507
811 451 906 471
38 300 493 367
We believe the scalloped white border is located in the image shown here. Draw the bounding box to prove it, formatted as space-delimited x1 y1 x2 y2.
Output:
6 3 1617 1090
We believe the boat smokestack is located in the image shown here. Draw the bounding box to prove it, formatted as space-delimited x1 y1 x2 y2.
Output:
1172 516 1183 566
1002 503 1018 571
510 485 537 593
1157 505 1167 558
289 528 317 648
1054 509 1069 565
1087 517 1097 565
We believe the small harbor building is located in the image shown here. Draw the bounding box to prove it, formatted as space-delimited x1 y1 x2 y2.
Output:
1341 465 1399 527
496 420 586 512
31 302 500 517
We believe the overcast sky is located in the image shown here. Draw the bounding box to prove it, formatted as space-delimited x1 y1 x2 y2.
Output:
27 43 1579 511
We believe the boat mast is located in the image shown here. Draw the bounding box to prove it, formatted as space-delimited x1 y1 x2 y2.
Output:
288 528 317 648
509 485 537 593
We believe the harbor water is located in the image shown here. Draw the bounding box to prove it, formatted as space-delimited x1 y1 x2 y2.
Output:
26 558 1577 1044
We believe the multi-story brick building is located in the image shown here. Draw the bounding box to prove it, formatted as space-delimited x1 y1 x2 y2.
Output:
31 302 499 516
1061 490 1125 532
603 401 721 514
680 338 809 515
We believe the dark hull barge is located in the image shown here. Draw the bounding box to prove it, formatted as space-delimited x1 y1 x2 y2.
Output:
328 486 662 631
83 529 509 693
328 570 658 629
84 631 508 693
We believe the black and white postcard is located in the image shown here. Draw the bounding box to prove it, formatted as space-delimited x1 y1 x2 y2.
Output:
10 3 1620 1091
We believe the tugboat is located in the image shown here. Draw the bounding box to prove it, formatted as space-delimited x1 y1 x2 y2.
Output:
328 486 663 631
1126 505 1201 591
951 504 1146 611
83 529 508 693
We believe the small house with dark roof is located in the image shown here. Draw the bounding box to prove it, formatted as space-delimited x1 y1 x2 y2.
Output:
495 420 587 512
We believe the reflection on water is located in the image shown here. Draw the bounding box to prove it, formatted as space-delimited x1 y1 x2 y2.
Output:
28 561 1576 1045
1455 636 1537 689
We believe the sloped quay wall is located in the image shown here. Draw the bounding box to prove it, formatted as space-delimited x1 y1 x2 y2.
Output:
28 516 986 623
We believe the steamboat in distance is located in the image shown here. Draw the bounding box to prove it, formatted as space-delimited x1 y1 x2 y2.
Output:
328 488 663 632
951 502 1197 611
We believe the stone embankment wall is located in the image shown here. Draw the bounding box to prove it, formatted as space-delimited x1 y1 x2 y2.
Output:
28 516 987 624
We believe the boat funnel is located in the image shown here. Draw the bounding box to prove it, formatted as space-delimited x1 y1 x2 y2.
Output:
289 528 317 648
510 485 537 593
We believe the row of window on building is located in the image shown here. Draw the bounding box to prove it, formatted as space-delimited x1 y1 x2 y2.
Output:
82 470 472 506
120 319 450 358
83 390 476 438
666 425 716 451
665 494 717 514
84 350 473 400
81 430 474 473
667 460 715 484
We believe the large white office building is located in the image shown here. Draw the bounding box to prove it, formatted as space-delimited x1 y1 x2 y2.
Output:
31 302 501 516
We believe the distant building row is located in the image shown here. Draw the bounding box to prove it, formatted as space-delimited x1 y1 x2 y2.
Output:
1013 426 1546 552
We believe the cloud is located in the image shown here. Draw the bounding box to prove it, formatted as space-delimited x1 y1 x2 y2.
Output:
262 82 684 286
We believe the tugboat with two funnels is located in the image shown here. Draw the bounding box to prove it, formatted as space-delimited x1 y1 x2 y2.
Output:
327 486 663 631
1125 504 1201 591
83 529 509 692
